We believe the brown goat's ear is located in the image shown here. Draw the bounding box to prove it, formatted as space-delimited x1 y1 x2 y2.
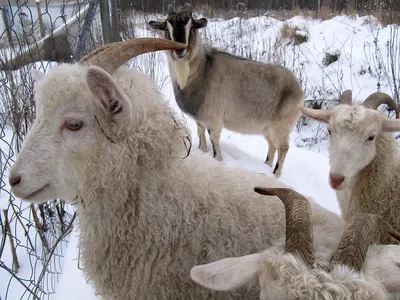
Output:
190 253 261 292
86 66 134 126
193 18 207 29
298 106 332 123
148 21 166 30
381 117 400 132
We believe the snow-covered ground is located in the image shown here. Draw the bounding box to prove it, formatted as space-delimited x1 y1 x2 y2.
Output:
1 10 399 299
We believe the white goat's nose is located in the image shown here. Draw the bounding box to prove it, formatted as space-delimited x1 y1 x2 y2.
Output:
9 175 22 187
329 173 345 189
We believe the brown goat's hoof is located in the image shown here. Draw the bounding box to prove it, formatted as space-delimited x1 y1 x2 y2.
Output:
214 154 223 162
273 162 281 177
265 160 273 168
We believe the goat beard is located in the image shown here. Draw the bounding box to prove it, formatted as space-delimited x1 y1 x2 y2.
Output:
175 60 190 89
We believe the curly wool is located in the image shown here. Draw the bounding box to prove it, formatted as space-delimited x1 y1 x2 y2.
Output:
259 247 393 300
63 67 345 300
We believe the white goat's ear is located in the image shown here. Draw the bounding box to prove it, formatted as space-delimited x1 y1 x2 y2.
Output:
31 69 45 82
190 253 261 292
298 106 332 123
381 118 400 132
86 66 133 125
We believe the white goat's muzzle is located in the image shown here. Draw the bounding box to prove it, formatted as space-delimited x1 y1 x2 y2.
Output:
9 166 52 203
329 172 345 190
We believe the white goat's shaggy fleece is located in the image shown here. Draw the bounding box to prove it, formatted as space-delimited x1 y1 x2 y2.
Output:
10 63 344 300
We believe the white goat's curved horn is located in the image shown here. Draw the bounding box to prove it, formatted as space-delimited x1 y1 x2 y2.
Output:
339 90 353 105
331 213 400 272
79 38 186 75
254 187 315 266
363 92 399 119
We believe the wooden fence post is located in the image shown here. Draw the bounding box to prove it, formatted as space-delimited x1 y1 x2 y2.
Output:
110 0 121 42
99 0 112 44
1 6 13 46
35 0 45 38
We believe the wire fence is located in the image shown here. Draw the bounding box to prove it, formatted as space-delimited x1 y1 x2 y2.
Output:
0 0 103 299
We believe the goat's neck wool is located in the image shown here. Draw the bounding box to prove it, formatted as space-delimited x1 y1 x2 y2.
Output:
174 60 190 90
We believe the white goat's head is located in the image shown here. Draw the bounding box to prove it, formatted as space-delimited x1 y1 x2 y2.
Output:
299 91 400 190
8 38 186 204
148 3 207 61
190 188 400 299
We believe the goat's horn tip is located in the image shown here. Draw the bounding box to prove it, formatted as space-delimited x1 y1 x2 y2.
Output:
176 43 187 49
254 187 283 196
152 38 186 49
254 187 270 195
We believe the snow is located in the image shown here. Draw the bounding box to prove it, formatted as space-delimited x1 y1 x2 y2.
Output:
0 129 40 300
50 230 95 300
1 11 398 300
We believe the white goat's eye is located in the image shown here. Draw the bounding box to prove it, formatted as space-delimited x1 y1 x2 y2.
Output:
367 136 375 141
64 119 83 131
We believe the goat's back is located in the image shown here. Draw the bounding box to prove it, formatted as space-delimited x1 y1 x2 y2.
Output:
194 49 303 133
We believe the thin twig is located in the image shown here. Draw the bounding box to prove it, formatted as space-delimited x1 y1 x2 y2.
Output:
2 209 20 273
182 135 192 159
94 115 116 143
30 204 49 250
55 202 65 233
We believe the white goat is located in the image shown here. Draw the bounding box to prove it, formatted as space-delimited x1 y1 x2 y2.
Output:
298 90 400 232
149 3 304 177
8 38 344 300
191 188 400 300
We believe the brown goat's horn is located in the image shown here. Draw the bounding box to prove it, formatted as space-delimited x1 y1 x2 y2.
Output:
363 92 399 119
331 213 400 272
254 187 315 266
339 89 353 105
79 38 186 75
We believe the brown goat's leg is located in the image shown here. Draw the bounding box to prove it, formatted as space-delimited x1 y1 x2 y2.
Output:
208 126 223 161
264 133 276 168
197 122 207 152
270 130 289 177
274 144 289 177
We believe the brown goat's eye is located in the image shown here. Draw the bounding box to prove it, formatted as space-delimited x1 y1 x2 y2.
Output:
327 129 331 135
367 136 375 141
64 119 83 131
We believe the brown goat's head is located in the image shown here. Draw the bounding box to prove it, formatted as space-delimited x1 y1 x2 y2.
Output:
148 3 207 60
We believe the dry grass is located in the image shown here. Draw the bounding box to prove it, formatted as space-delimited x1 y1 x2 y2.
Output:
280 22 309 45
183 4 400 26
374 11 400 26
323 50 341 66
